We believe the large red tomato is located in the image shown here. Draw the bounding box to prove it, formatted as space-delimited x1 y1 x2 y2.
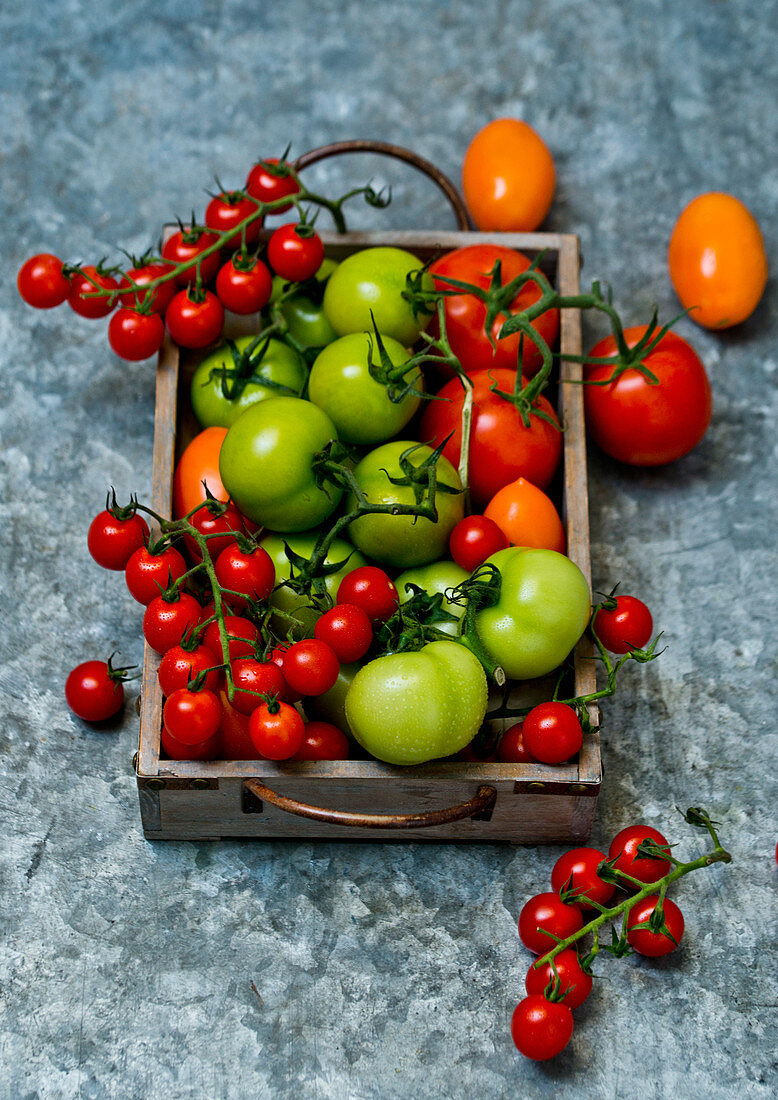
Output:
420 369 562 508
584 327 712 466
429 245 559 378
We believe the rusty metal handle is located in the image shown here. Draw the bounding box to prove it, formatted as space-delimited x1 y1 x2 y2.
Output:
294 139 470 231
243 778 496 829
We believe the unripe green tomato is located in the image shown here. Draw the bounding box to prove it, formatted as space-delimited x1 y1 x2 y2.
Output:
305 662 360 730
270 257 339 303
347 441 465 569
395 559 468 637
308 333 422 445
474 546 591 680
281 295 337 349
345 640 488 764
190 336 307 429
260 532 366 637
323 247 434 346
219 396 342 532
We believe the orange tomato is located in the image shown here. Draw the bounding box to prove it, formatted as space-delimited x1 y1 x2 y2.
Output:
668 192 767 329
462 119 555 232
484 477 565 553
172 426 229 519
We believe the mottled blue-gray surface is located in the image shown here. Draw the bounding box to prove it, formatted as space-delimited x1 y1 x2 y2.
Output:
1 1 777 1097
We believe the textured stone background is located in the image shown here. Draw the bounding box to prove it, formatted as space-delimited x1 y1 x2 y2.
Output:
1 1 777 1097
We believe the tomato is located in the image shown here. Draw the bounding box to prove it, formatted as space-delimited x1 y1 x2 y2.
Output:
550 847 614 910
395 559 468 637
215 255 273 314
522 702 583 765
261 532 367 637
67 265 120 318
213 543 275 609
125 543 187 605
281 639 340 697
323 247 434 346
668 192 767 329
607 825 671 886
268 643 303 704
108 308 165 361
248 701 305 760
525 949 592 1010
309 333 422 445
143 592 202 655
166 288 224 349
88 509 150 571
498 723 536 763
220 396 342 531
473 547 590 680
593 595 653 653
161 227 221 285
421 369 562 507
118 262 177 315
345 639 487 765
202 614 260 664
172 426 229 518
280 293 337 349
484 477 565 553
205 192 262 247
217 688 257 759
161 723 220 761
314 604 373 664
511 995 573 1061
305 662 359 730
17 253 69 308
186 500 247 561
65 659 125 722
347 441 464 569
190 335 306 429
245 157 299 212
463 119 555 233
157 641 221 696
292 721 350 761
163 687 222 746
267 223 324 282
429 245 559 378
626 896 684 957
449 516 507 574
230 657 285 715
584 327 712 466
518 892 584 954
336 566 399 622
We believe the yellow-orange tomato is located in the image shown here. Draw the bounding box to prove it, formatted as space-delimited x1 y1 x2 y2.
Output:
462 119 555 232
668 192 767 329
172 426 229 519
484 477 565 553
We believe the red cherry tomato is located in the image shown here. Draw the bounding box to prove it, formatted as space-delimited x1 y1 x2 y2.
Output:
125 543 187 605
143 592 202 655
17 253 70 308
281 639 340 697
67 266 120 318
65 660 125 722
607 825 671 886
268 643 303 704
157 642 221 696
525 949 593 1010
161 724 220 761
518 892 583 954
230 657 285 715
497 722 537 763
593 595 654 653
248 701 305 760
449 515 508 573
213 544 275 609
202 615 260 664
108 308 165 361
186 501 247 560
88 509 150 571
118 262 177 314
550 847 615 910
166 288 224 349
215 255 273 314
245 157 300 212
204 192 262 247
626 896 684 957
522 703 583 765
510 995 574 1061
313 604 373 664
267 223 325 282
292 721 350 761
336 566 399 622
163 687 222 746
161 228 222 286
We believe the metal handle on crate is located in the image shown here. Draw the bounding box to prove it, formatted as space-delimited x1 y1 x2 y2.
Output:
294 139 471 231
243 778 496 829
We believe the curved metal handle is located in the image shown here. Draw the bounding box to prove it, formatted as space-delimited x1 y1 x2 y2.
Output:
294 139 470 231
243 778 496 829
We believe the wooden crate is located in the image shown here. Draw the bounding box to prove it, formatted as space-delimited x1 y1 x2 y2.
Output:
135 229 600 843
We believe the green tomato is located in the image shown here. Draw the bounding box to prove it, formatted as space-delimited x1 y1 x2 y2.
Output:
474 547 591 680
323 247 434 346
347 441 464 569
281 295 337 349
271 257 339 303
395 560 468 637
260 532 366 637
190 336 307 429
219 396 342 532
345 640 487 765
306 662 360 729
308 333 422 445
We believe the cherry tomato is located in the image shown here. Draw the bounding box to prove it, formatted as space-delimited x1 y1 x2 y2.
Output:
166 288 224 349
281 639 340 697
215 255 273 314
593 595 654 653
17 253 69 308
118 262 177 314
510 995 574 1061
217 688 257 759
584 327 712 466
202 615 260 664
230 657 285 715
161 724 220 761
161 228 221 286
248 701 305 760
449 515 508 573
522 703 583 765
67 265 120 318
463 119 555 232
484 477 565 553
245 157 300 212
205 192 262 247
268 643 303 705
525 949 593 1010
314 604 373 664
157 641 221 696
336 566 399 622
88 509 150 571
292 721 350 761
185 500 247 561
498 722 537 763
65 660 125 722
172 427 230 519
518 892 583 954
668 192 767 329
125 543 187 605
626 896 684 957
213 544 275 609
108 308 165 361
551 847 615 910
607 825 671 886
143 592 202 656
267 223 324 282
163 687 222 746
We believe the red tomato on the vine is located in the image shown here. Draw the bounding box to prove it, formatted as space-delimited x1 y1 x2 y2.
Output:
213 544 275 609
607 825 671 885
248 701 305 760
215 256 273 314
313 604 373 664
267 224 325 282
336 567 399 622
511 995 574 1061
230 657 285 715
518 892 583 954
166 289 224 349
161 228 221 285
88 509 150 571
245 157 300 212
67 266 120 319
626 895 684 957
157 642 221 696
17 253 70 308
205 192 262 247
142 592 202 655
550 847 615 910
525 949 592 1010
125 543 187 605
202 615 260 664
281 639 340 697
163 687 222 746
108 308 165 361
593 595 653 653
118 262 177 314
